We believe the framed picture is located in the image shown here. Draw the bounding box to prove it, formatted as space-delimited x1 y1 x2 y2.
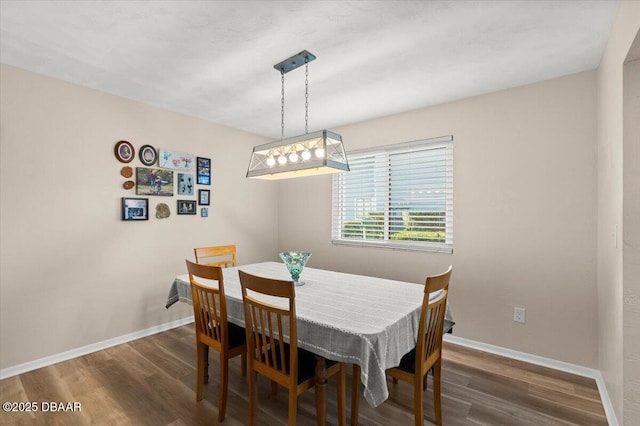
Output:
177 200 197 215
201 207 208 217
158 149 195 171
177 173 195 195
139 145 157 166
136 167 174 196
121 197 149 220
197 156 211 185
114 140 135 163
198 189 210 205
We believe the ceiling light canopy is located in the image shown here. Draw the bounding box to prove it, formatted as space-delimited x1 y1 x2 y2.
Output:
246 50 349 180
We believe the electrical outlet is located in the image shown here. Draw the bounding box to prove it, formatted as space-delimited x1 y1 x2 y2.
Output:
514 307 526 323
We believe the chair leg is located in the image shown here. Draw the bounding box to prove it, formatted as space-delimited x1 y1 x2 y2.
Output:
413 374 424 426
248 371 258 426
287 389 298 426
196 342 206 401
433 360 442 426
218 354 229 422
350 364 360 426
203 344 210 384
337 364 347 426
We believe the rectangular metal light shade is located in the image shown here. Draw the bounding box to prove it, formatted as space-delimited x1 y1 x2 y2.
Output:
246 130 349 180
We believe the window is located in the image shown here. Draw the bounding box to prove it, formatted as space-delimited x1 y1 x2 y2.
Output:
332 135 453 253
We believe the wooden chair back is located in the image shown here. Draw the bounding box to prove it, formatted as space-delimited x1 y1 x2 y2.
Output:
194 244 237 268
239 270 298 388
414 265 452 376
351 265 453 426
239 270 347 425
186 259 229 351
185 259 247 422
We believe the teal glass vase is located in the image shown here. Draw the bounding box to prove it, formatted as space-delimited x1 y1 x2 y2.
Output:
279 252 311 286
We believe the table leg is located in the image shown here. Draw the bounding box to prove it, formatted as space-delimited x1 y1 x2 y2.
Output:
315 355 328 426
351 364 361 426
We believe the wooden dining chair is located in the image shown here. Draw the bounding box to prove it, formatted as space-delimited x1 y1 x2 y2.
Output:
185 259 247 422
194 244 237 268
239 270 347 426
350 265 452 426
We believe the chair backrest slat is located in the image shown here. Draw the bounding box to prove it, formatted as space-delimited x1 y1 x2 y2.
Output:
277 315 287 374
267 309 277 368
250 305 263 364
425 302 444 357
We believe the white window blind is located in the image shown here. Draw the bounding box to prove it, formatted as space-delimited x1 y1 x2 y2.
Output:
332 135 453 253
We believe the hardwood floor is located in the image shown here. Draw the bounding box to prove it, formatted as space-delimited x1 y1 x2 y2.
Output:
0 325 607 425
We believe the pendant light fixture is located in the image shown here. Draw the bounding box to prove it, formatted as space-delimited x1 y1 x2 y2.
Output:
246 50 350 180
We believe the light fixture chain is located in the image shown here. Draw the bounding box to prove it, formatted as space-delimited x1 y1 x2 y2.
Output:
305 58 309 134
281 70 285 139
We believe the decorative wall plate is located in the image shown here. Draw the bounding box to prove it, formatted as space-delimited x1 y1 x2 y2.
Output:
156 203 171 219
139 145 157 166
114 140 135 163
120 166 133 178
123 180 135 189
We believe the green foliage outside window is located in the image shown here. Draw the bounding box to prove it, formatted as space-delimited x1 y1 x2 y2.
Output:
342 211 446 242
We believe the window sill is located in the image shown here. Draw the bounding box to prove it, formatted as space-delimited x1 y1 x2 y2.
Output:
331 239 453 254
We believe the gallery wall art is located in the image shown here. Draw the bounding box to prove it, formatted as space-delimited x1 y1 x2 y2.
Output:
114 140 211 220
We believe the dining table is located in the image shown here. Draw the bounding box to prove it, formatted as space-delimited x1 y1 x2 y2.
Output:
166 261 454 425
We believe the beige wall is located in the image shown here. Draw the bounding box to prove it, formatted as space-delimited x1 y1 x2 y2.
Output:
0 65 279 370
597 1 640 423
623 37 640 425
278 71 598 367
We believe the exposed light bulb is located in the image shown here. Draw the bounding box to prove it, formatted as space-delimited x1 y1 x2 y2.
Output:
277 155 287 165
301 149 311 161
315 147 325 159
266 156 276 167
289 152 299 163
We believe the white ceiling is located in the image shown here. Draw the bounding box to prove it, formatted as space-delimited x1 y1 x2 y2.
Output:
0 1 619 139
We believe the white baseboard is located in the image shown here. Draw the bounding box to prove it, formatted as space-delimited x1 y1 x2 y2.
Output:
0 316 194 380
444 334 618 426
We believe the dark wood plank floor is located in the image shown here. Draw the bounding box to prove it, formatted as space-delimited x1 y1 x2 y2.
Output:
0 325 607 425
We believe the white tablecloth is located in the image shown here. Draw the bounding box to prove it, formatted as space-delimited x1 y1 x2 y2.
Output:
166 261 454 407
